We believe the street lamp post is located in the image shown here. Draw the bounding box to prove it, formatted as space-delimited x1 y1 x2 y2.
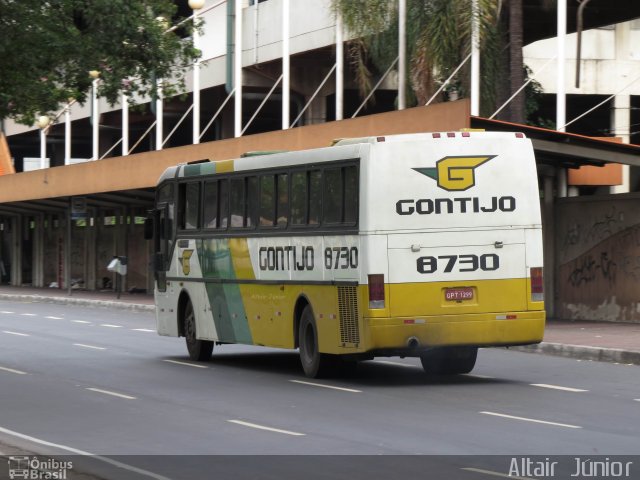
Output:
189 0 205 144
35 115 50 170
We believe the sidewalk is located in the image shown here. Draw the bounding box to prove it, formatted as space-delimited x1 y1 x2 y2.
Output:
0 285 638 365
0 285 154 312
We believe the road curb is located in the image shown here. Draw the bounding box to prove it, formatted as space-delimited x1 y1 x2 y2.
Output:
511 342 640 365
0 294 155 313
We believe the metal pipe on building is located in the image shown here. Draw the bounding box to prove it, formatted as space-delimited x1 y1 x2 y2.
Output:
234 0 243 137
282 0 290 130
575 0 591 88
335 12 344 121
470 0 480 116
191 1 204 144
556 0 567 132
122 94 129 156
398 0 406 110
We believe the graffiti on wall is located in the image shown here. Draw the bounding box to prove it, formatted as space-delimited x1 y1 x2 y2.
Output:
559 216 640 322
560 205 622 253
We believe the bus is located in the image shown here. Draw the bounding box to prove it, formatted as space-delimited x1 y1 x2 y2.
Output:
146 132 545 378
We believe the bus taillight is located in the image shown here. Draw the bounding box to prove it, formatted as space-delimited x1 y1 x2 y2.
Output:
530 267 544 302
368 274 385 309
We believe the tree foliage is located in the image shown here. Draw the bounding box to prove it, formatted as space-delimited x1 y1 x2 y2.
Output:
0 0 200 126
332 0 503 114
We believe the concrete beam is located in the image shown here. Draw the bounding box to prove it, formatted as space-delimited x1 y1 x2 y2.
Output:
0 101 471 203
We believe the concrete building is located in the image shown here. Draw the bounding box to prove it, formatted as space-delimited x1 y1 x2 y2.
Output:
2 0 640 323
524 19 640 193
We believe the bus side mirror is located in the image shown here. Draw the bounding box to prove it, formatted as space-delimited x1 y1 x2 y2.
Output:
144 215 154 240
153 252 165 272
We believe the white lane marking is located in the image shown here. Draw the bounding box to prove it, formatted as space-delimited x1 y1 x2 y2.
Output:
372 360 416 368
20 313 36 317
531 383 588 393
0 311 15 314
45 316 63 320
0 425 170 480
100 324 123 328
73 320 91 324
163 359 208 369
228 420 305 436
461 467 531 480
86 387 137 400
480 411 582 429
290 379 361 393
463 373 495 379
0 366 28 375
73 343 106 351
3 330 30 337
634 399 640 402
133 328 155 332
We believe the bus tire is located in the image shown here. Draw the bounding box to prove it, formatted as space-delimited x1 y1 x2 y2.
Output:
298 305 332 378
420 346 477 375
184 299 214 361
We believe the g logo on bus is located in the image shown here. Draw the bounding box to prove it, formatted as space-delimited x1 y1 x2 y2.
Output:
413 155 495 192
181 249 194 275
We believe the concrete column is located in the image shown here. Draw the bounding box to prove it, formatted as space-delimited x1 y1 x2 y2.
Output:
11 215 22 286
556 168 568 198
123 209 130 293
87 210 97 290
611 94 631 194
33 215 44 287
543 175 555 319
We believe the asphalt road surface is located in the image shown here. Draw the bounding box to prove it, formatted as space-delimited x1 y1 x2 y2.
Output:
0 300 638 480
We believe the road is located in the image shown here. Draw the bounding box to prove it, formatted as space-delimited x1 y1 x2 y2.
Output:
0 300 639 479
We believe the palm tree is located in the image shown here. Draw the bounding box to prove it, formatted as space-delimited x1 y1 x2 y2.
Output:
332 0 541 123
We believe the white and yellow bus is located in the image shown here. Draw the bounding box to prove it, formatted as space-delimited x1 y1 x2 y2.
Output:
146 132 545 377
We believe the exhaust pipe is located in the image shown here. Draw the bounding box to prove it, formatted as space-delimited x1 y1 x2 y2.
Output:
407 336 420 349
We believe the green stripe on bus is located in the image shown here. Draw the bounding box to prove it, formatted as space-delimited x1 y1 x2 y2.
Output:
183 162 215 177
197 239 252 344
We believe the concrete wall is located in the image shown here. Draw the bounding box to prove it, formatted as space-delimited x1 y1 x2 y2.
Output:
556 193 640 323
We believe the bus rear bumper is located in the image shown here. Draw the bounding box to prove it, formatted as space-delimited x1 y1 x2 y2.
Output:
366 312 545 352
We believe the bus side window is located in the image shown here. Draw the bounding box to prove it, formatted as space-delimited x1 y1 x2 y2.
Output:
179 182 201 230
259 175 275 227
203 181 219 229
308 170 322 225
323 168 343 224
276 173 288 227
230 178 245 228
344 166 358 224
219 179 229 229
246 176 258 228
290 171 307 226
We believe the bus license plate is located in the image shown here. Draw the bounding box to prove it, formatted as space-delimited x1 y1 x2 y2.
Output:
445 287 473 301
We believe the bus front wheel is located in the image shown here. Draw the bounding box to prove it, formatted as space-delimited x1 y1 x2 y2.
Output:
420 346 478 375
298 305 332 378
184 299 214 361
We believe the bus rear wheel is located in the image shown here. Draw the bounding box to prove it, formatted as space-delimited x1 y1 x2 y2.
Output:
420 346 478 375
299 305 332 378
184 299 214 361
